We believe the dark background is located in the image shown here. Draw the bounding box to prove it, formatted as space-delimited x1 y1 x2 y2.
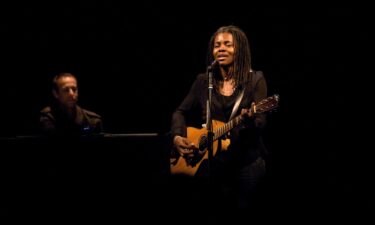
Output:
1 4 373 223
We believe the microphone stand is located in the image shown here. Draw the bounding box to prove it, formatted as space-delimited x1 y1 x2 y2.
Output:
206 64 214 180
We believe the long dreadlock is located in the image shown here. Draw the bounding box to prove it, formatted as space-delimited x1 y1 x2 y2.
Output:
206 25 253 91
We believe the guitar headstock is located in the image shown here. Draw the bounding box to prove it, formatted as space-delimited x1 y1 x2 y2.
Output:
255 94 280 113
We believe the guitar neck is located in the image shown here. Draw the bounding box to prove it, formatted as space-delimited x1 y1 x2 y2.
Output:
212 94 279 141
213 116 243 141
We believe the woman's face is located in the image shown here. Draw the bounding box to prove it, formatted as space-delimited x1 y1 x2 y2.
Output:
213 32 235 66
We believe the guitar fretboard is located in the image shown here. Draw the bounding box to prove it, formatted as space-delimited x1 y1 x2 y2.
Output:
212 94 279 140
213 116 243 140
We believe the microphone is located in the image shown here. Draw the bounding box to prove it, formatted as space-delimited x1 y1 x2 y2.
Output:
208 60 219 70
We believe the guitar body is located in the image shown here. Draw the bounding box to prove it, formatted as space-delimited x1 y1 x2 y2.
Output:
170 120 230 177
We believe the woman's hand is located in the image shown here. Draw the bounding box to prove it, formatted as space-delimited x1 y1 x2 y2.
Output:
173 135 196 157
241 102 255 118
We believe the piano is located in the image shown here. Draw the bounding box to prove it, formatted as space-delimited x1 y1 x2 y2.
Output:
0 133 172 219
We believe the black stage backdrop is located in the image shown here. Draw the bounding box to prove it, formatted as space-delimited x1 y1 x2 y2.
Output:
1 4 372 223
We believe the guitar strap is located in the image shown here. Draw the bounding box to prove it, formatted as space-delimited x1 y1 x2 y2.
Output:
229 88 245 121
228 69 253 121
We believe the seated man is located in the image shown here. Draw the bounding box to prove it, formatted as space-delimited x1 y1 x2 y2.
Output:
40 72 103 136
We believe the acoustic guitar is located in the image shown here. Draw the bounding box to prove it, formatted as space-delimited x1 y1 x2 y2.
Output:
170 94 280 176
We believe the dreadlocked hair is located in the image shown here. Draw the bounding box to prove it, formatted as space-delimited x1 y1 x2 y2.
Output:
206 25 253 90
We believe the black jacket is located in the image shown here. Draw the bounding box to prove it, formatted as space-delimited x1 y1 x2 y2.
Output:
40 105 102 136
